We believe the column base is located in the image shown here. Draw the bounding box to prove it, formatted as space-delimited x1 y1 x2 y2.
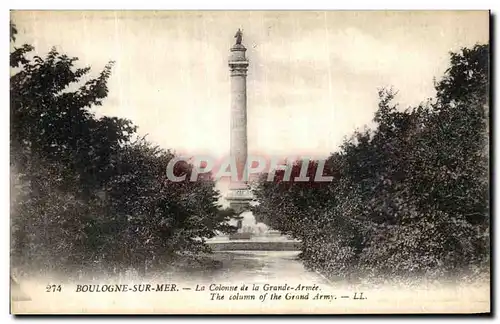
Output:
227 182 253 214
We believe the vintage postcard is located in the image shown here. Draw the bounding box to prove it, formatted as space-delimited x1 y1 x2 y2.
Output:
10 10 490 314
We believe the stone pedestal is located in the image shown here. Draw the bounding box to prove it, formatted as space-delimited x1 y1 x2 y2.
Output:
227 185 253 214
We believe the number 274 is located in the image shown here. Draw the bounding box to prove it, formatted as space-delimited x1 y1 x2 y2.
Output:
46 284 62 292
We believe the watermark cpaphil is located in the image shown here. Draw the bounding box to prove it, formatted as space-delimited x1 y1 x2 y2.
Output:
165 155 334 182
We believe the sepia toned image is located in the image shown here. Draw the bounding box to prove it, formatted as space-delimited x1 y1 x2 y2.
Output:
9 10 490 314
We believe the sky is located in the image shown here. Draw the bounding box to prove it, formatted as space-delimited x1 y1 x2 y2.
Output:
11 10 489 160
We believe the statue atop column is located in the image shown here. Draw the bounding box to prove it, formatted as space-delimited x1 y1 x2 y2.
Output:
234 28 243 45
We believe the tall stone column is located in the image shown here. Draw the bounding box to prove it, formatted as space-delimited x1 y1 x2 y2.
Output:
227 29 253 213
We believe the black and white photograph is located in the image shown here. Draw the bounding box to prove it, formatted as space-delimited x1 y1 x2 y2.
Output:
9 10 490 314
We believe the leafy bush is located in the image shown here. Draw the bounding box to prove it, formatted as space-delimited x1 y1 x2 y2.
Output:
10 22 235 277
254 43 490 282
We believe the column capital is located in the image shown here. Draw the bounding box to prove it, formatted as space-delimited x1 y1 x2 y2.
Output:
230 43 247 51
229 60 249 76
229 43 248 64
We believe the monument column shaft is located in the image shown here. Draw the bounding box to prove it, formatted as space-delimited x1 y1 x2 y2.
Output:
228 42 249 188
226 30 253 215
230 68 248 185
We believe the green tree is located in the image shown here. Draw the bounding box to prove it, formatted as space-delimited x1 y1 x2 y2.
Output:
254 43 489 282
10 22 135 272
10 22 236 277
100 140 236 275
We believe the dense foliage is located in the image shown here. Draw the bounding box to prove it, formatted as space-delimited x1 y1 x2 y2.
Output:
254 43 490 281
10 23 235 277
